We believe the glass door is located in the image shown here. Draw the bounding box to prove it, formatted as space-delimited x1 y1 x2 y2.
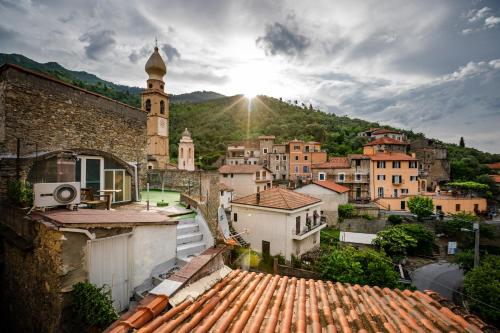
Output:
104 170 126 202
77 156 103 195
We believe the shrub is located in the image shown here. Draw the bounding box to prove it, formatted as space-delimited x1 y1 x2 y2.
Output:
463 255 500 326
7 180 33 207
407 196 434 220
156 200 169 207
338 204 355 220
454 249 475 273
387 215 403 225
397 224 435 256
72 282 119 329
373 227 417 260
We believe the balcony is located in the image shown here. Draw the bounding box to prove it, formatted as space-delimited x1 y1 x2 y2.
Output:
392 179 404 186
292 221 326 240
337 175 369 183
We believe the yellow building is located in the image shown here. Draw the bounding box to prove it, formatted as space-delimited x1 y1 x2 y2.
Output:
142 46 169 169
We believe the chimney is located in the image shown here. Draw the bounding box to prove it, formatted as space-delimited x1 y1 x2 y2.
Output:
256 192 261 204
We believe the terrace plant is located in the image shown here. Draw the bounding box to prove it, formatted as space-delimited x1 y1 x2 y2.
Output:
7 180 33 207
407 196 434 220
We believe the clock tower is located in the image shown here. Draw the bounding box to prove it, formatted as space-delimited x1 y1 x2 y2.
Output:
142 45 169 169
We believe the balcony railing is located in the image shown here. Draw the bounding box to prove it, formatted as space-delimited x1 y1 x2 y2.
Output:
292 220 326 240
337 175 369 183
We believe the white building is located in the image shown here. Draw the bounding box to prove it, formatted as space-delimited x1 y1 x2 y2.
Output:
231 188 325 262
219 182 234 210
294 180 349 226
178 128 195 171
219 164 273 198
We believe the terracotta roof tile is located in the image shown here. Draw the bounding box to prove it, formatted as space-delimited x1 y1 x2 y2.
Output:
218 182 234 191
364 137 408 146
231 187 321 210
487 162 500 170
133 270 491 333
313 180 350 193
489 175 500 183
219 164 269 174
370 152 418 161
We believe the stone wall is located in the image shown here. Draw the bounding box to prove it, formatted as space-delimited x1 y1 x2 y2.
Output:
0 206 64 333
0 65 147 199
339 217 387 234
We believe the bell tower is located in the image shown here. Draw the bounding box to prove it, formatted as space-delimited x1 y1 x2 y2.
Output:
142 45 169 169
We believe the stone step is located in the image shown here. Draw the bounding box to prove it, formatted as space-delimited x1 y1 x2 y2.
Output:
177 241 206 258
178 218 196 225
177 232 203 245
177 223 199 235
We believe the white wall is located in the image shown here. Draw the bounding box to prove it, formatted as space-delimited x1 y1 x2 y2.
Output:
295 184 348 226
219 190 233 209
130 224 177 288
220 172 273 198
231 203 322 261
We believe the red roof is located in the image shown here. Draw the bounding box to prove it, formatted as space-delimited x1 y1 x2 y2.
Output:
370 152 417 161
231 187 321 210
372 129 403 135
312 157 349 169
489 175 500 183
313 180 350 193
365 137 408 146
487 162 500 170
107 269 492 333
219 164 268 174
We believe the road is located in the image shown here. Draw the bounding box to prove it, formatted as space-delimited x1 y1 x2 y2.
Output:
410 262 463 300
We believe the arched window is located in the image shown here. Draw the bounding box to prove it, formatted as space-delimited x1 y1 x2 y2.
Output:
180 148 184 159
145 99 151 112
160 100 165 114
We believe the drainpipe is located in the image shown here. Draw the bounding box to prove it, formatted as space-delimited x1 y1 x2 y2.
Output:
58 227 96 240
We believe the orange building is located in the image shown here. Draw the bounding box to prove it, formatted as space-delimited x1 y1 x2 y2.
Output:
288 140 327 181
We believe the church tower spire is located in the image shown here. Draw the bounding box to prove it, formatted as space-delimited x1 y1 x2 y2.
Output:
142 44 170 169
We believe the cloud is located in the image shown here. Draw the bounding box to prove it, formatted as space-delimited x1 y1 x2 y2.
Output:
79 29 115 60
128 45 150 63
466 6 491 23
485 16 500 28
256 22 310 57
161 43 181 62
0 24 17 41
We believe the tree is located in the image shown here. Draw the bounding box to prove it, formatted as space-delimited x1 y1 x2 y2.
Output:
454 249 475 273
463 255 500 326
316 246 399 288
338 204 355 220
397 224 435 256
373 227 417 260
407 196 434 220
459 137 465 147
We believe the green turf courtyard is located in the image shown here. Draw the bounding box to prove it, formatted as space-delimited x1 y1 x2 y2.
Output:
140 189 180 206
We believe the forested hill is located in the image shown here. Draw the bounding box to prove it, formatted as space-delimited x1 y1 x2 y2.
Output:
168 95 500 182
1 53 499 182
0 53 224 106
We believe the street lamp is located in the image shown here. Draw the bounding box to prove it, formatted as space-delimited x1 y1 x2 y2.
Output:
461 222 480 268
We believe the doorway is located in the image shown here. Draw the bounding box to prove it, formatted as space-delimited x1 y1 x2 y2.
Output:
76 156 103 195
262 240 270 257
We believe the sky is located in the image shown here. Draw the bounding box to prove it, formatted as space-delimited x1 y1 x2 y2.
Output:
1 0 500 153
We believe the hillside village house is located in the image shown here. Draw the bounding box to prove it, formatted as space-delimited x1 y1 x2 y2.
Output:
312 155 371 202
363 136 409 154
288 139 327 181
230 188 324 262
358 128 407 142
225 140 260 165
294 180 349 226
218 182 234 210
410 138 451 191
218 164 273 198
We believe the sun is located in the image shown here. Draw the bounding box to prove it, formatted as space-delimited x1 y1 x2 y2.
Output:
244 92 256 99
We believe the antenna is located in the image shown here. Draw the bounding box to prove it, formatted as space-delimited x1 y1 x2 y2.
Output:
155 36 158 48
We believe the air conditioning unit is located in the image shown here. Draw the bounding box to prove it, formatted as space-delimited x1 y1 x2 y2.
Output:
34 182 81 208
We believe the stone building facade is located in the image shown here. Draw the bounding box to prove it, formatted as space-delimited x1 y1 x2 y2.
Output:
410 139 450 191
0 64 147 201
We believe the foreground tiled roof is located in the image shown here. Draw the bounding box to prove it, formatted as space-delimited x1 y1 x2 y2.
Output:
369 152 418 161
313 157 350 169
219 164 268 174
365 137 408 146
313 180 350 193
232 187 321 210
120 269 492 333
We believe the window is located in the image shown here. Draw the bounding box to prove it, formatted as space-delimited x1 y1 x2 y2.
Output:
474 204 479 211
148 165 152 169
409 161 417 168
393 161 401 168
262 171 266 178
294 145 300 151
233 213 238 222
276 166 279 171
275 155 280 160
160 84 164 89
255 171 260 180
273 149 277 153
230 173 234 178
392 175 402 184
283 166 287 171
223 174 228 178
456 204 461 212
253 161 257 165
355 173 362 182
401 201 406 210
160 100 165 114
377 175 386 180
401 189 409 195
303 166 309 173
355 159 361 167
304 155 308 161
410 176 418 181
263 148 268 154
283 155 287 161
294 155 299 161
318 172 326 181
296 216 301 235
145 99 151 112
257 186 260 192
377 161 386 168
148 83 153 88
377 187 384 198
338 173 345 182
294 166 298 173
393 189 398 197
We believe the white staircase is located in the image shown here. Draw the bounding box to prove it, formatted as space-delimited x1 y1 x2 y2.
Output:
176 217 207 262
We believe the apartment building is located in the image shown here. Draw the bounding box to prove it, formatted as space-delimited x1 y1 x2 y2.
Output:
288 139 327 181
363 137 408 155
312 155 371 202
358 128 407 142
225 140 260 165
267 143 289 180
